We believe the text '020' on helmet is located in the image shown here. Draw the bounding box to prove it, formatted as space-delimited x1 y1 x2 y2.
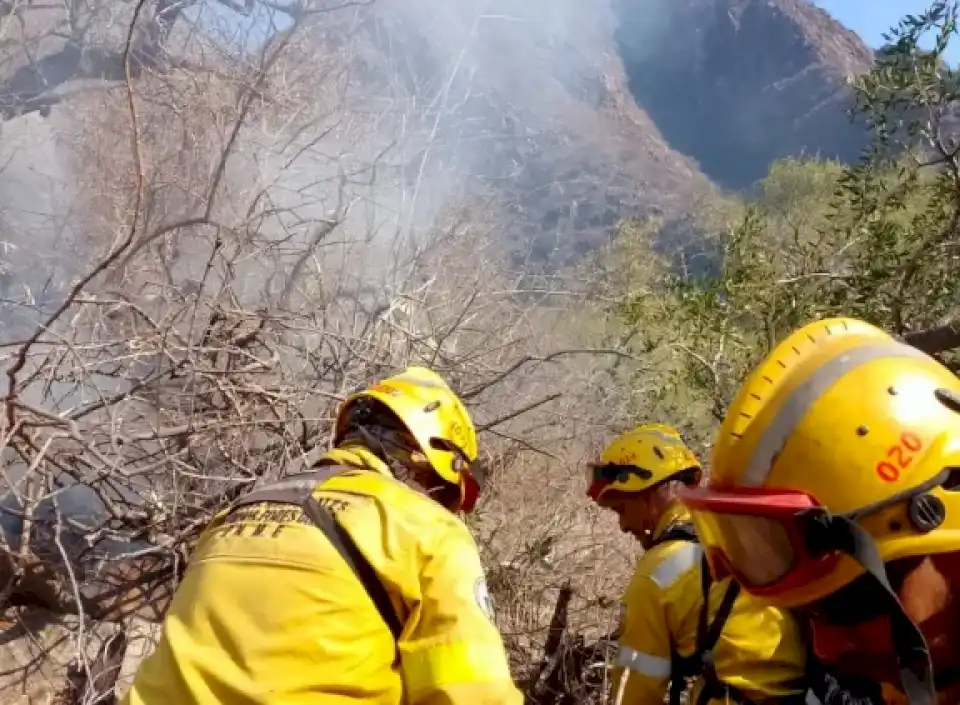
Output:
334 366 483 512
587 423 702 502
682 317 960 608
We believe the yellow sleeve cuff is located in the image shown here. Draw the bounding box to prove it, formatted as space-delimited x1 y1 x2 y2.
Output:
401 639 514 701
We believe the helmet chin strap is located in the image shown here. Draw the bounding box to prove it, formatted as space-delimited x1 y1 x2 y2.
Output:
345 425 461 509
345 425 413 478
818 514 937 705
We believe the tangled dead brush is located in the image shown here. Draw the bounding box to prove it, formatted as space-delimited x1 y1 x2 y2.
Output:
520 582 619 705
0 3 649 703
0 282 635 704
476 450 636 705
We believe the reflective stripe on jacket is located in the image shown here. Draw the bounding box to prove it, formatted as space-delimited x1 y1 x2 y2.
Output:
611 502 807 705
121 445 522 705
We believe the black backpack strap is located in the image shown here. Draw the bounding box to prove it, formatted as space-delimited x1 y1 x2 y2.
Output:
300 491 404 641
700 553 740 654
649 521 699 549
668 654 693 705
229 464 404 642
692 551 745 705
650 521 700 705
652 522 746 705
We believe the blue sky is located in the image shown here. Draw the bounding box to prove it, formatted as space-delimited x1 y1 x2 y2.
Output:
813 0 960 65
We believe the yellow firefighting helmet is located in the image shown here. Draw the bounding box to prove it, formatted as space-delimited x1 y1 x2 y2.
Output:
708 316 960 607
587 423 701 502
335 366 481 508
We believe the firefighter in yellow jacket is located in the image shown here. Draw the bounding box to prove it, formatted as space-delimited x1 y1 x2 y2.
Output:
586 424 808 705
122 366 522 705
681 317 960 705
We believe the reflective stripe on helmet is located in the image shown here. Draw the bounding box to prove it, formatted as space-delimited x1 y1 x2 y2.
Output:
743 340 931 487
637 429 686 445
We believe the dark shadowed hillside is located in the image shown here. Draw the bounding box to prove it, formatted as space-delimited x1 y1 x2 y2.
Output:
612 0 875 190
349 0 715 261
348 0 877 257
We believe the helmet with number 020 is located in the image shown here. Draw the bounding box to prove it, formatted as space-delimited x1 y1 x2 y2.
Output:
334 366 482 512
682 317 960 609
587 423 701 502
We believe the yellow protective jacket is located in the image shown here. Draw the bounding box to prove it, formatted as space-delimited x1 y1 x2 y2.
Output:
611 502 807 705
122 446 522 705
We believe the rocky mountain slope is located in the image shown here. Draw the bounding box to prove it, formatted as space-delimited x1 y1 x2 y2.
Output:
355 0 876 258
612 0 875 190
0 0 876 263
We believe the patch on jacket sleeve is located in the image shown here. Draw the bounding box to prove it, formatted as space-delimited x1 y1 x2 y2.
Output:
475 578 496 622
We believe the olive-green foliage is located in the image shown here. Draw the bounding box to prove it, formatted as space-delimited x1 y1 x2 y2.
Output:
606 0 960 435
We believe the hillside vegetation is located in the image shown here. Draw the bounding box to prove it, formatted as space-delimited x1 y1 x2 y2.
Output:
605 2 960 445
0 1 957 704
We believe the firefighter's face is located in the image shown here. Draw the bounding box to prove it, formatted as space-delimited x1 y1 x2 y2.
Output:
599 490 665 548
